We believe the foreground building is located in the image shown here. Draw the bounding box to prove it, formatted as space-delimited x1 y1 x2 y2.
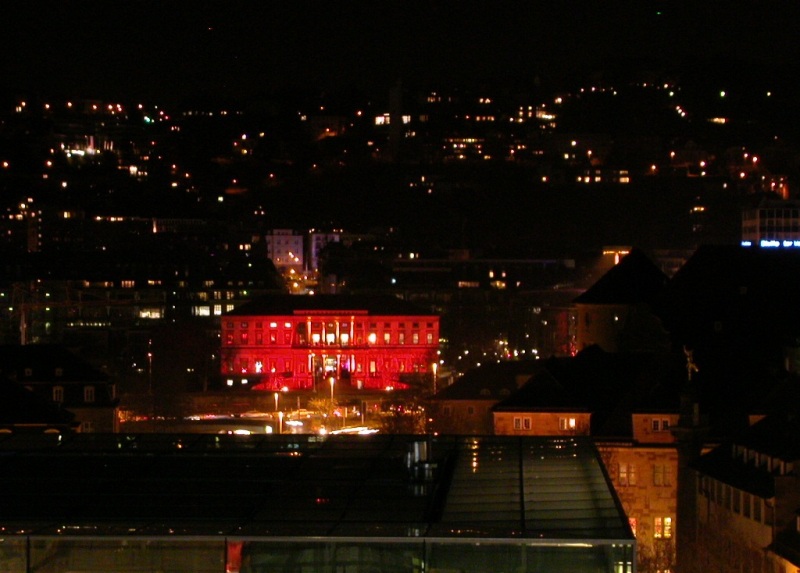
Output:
220 295 440 392
0 344 119 432
0 433 635 573
686 413 800 573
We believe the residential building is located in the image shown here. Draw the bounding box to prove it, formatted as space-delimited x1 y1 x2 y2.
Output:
687 413 800 573
0 344 119 433
265 229 304 273
428 361 543 435
490 348 685 573
573 248 670 353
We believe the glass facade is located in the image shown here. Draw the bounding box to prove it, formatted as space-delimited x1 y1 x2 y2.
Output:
0 434 634 573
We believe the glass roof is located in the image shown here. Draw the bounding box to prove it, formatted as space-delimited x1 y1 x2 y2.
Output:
0 433 631 542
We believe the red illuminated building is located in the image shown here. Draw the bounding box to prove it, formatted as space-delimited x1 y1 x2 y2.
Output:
220 295 439 392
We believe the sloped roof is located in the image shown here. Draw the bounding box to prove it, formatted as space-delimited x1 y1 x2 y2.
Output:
493 347 685 438
433 361 545 401
0 379 76 426
0 344 109 383
573 248 668 305
225 294 436 317
689 413 800 499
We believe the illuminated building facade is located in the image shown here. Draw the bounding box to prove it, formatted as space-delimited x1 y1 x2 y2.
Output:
741 199 800 248
265 229 304 272
220 295 439 392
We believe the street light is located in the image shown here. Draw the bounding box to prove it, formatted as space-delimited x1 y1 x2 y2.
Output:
432 362 438 395
328 376 336 425
274 392 280 412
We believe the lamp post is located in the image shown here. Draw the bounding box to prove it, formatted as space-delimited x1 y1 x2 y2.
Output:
328 376 335 425
274 392 280 412
432 362 438 395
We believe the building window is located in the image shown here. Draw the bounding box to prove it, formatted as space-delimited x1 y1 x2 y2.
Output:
523 417 531 430
384 332 391 344
398 332 405 345
559 417 576 431
412 332 419 344
84 386 95 403
427 332 434 344
513 417 523 430
81 421 94 433
619 463 637 486
225 332 234 345
240 332 248 344
652 418 671 432
256 331 263 345
467 406 475 415
53 386 64 403
654 516 672 539
653 464 672 486
628 517 637 537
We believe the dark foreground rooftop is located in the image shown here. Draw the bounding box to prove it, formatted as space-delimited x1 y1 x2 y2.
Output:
0 433 630 542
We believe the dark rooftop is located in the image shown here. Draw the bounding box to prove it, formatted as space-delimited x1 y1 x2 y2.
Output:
573 248 668 305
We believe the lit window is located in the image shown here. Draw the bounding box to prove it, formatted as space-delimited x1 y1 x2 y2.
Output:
368 333 377 344
559 417 577 431
628 517 637 537
384 332 391 344
619 463 636 486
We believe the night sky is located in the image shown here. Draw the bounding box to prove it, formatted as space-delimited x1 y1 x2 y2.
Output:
1 1 799 103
